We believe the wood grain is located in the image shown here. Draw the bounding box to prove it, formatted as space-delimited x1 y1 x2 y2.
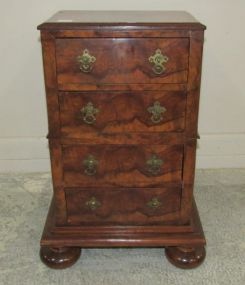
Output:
65 187 181 225
62 144 184 187
50 29 192 39
186 31 204 138
59 91 186 137
56 38 189 89
40 32 60 137
180 139 197 223
48 140 66 224
38 11 206 268
40 198 206 247
59 133 186 145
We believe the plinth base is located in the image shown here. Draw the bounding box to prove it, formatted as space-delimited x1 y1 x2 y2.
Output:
40 198 206 269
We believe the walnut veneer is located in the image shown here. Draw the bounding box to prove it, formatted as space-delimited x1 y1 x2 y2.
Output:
38 10 206 269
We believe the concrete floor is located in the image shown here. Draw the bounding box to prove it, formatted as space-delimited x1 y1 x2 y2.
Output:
0 169 244 285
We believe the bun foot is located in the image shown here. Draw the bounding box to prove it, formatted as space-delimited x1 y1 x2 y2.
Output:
165 246 206 269
40 246 81 269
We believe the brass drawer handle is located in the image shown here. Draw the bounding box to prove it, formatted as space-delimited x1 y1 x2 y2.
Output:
83 155 98 176
77 49 96 73
80 102 99 125
147 101 166 124
149 49 168 75
147 197 162 209
146 154 163 175
85 197 101 211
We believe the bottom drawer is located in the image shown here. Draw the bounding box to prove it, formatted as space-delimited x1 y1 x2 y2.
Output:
65 187 181 226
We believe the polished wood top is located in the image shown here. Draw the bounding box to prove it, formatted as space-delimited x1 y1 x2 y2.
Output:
38 10 206 30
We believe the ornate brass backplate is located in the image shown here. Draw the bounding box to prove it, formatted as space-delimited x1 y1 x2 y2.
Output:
147 197 162 209
149 49 168 75
147 101 166 124
80 102 99 125
77 49 96 73
83 154 98 176
85 197 101 211
146 154 164 175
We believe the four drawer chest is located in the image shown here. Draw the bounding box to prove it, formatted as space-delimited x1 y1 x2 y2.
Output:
37 10 206 269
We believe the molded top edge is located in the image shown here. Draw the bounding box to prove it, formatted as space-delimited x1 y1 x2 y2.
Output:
37 10 206 30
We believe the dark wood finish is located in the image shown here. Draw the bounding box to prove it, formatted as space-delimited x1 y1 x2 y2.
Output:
38 11 206 30
40 32 60 137
165 246 206 269
62 144 183 187
59 132 186 145
180 139 198 222
41 198 206 247
40 246 81 269
53 223 193 234
65 186 181 225
186 31 205 138
51 30 192 39
59 91 186 136
48 140 66 225
56 38 189 89
56 83 187 92
38 11 206 269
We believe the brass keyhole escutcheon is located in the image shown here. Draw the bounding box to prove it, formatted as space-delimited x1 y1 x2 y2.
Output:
85 197 101 211
147 197 162 209
146 154 164 176
77 49 96 73
80 102 99 125
83 155 99 176
147 101 166 124
149 49 169 75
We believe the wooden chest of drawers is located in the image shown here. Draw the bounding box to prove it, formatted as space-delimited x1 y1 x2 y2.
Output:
38 11 206 269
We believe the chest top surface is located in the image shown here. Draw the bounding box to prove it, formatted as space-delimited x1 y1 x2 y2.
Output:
37 10 205 30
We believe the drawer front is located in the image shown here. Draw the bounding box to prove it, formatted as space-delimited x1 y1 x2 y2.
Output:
62 144 183 187
65 187 181 225
56 38 189 89
59 91 186 137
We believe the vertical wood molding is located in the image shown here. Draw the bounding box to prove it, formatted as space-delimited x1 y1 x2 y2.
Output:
41 31 60 138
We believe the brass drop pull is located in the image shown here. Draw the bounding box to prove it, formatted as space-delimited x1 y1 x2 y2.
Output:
149 49 168 75
80 102 99 125
146 154 163 175
85 197 101 211
147 197 162 209
147 101 166 124
83 155 98 176
77 49 96 73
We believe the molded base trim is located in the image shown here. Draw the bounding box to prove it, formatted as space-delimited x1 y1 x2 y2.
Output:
40 197 206 248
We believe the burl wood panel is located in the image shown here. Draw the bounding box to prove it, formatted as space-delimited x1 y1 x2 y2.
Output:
65 187 181 225
62 144 183 187
59 133 185 146
59 91 186 137
56 38 189 89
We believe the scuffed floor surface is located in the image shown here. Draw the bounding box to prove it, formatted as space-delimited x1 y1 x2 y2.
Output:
0 169 244 285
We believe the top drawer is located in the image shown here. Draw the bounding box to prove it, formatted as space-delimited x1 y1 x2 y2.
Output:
56 38 189 90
